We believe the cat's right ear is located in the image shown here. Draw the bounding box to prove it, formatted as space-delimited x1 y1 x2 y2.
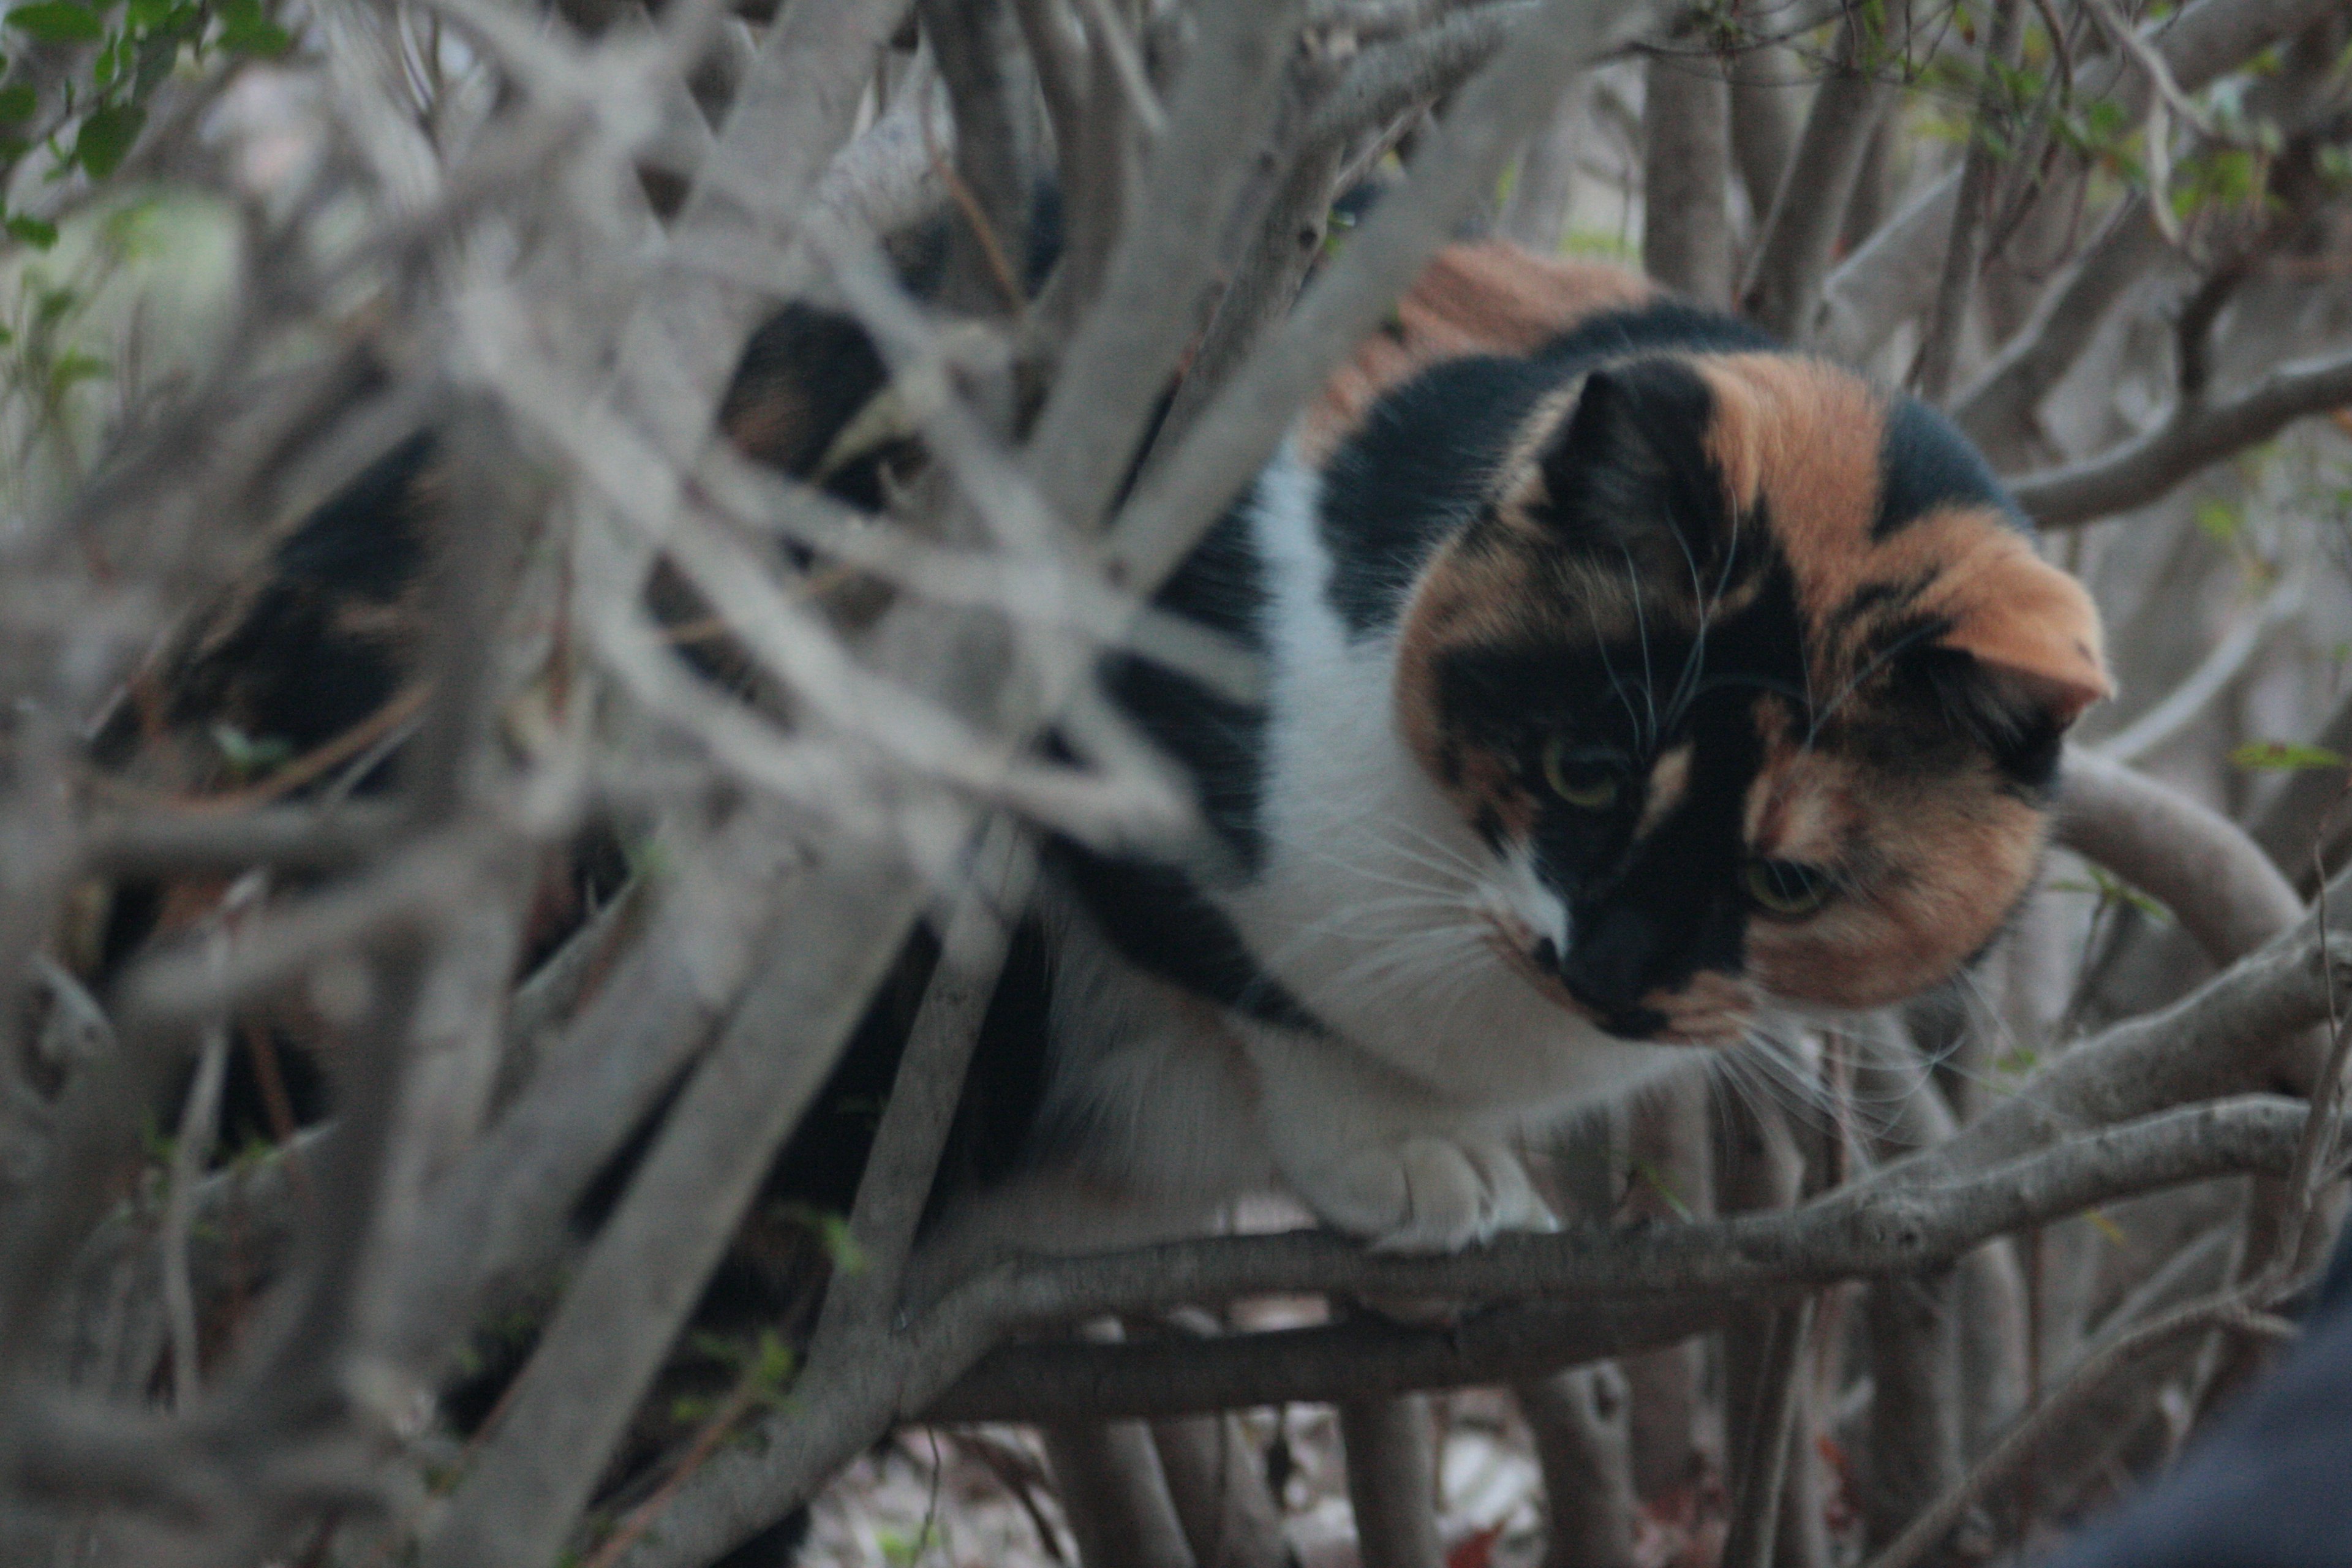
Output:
1532 363 1724 570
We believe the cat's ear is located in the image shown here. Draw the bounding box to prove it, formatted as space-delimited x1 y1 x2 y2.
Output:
1532 364 1719 564
1936 538 2111 729
1910 535 2110 780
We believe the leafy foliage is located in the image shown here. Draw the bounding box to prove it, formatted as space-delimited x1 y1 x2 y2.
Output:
0 0 289 246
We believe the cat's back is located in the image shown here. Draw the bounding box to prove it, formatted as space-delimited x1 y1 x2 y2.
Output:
1300 241 1659 464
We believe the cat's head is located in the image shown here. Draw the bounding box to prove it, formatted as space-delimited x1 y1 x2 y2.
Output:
1393 352 2108 1044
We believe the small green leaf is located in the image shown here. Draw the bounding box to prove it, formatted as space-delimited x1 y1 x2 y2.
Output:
123 0 168 25
2084 1207 2130 1249
73 100 142 176
215 0 286 53
209 723 295 778
1628 1155 1694 1221
2049 867 2173 925
4 213 56 247
0 83 35 121
6 1 105 41
1993 1044 2041 1078
2231 741 2349 772
2195 499 2241 543
47 347 110 391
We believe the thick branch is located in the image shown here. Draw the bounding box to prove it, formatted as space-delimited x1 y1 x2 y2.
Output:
1737 10 1894 341
417 853 925 1568
1338 1395 1443 1568
1021 0 1306 530
2056 748 2305 968
2008 348 2352 527
1640 43 1732 304
917 1096 2332 1423
1106 0 1662 595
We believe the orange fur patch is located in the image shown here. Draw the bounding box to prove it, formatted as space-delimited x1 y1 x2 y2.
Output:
1302 243 1654 463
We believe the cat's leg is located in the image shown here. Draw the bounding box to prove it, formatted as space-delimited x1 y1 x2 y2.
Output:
1238 1022 1558 1251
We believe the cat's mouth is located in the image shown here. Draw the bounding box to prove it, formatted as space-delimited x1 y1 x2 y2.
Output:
1478 918 1754 1046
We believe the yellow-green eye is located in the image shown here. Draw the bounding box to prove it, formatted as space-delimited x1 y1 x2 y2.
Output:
1542 738 1620 810
1744 859 1834 916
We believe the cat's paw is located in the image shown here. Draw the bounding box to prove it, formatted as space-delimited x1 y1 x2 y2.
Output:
1300 1136 1558 1253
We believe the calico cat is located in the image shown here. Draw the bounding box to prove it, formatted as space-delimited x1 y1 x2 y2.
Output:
92 239 2110 1269
922 240 2113 1262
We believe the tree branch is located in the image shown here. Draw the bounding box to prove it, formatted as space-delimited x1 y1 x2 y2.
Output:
2008 347 2352 528
1912 0 2022 403
1339 1393 1443 1568
1737 8 1896 341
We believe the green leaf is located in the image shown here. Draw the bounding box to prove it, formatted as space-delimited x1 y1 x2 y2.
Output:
2231 741 2349 772
2084 1207 2130 1249
122 0 168 24
1993 1044 2041 1078
5 1 105 41
0 83 34 120
214 0 285 53
1628 1155 1694 1221
2194 499 2241 543
47 347 110 391
4 213 56 247
209 723 294 778
72 99 140 176
2049 867 2172 925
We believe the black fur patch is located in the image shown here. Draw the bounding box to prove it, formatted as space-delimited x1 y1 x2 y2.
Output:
1428 559 1808 1036
1533 300 1778 369
1319 355 1561 636
1874 394 2021 538
1101 501 1273 869
1050 846 1325 1035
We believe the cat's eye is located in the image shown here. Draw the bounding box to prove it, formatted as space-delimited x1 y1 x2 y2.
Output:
1541 738 1620 809
1744 859 1834 916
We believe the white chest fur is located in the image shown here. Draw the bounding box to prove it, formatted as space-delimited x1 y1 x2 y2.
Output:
1216 450 1679 1119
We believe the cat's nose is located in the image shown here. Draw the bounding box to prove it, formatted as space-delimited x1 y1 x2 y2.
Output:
1558 906 1657 1014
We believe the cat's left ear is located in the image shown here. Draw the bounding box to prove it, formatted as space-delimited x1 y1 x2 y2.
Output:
1531 363 1722 568
1934 533 2112 730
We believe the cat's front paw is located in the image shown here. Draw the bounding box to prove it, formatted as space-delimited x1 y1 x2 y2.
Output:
1298 1135 1558 1253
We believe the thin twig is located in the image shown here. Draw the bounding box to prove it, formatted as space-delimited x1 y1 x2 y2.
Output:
1912 0 2021 402
162 1025 232 1412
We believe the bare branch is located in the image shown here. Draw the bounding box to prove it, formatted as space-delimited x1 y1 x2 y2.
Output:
1044 1402 1196 1568
1717 1298 1814 1568
1022 0 1308 530
1302 3 1532 149
1913 0 2023 403
915 1096 2338 1425
812 821 1035 1346
1641 42 1732 304
1737 9 1895 342
2009 347 2352 528
1107 0 1664 596
1520 1364 1639 1568
1950 196 2165 464
1338 1393 1444 1568
1151 1404 1290 1568
415 854 924 1568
